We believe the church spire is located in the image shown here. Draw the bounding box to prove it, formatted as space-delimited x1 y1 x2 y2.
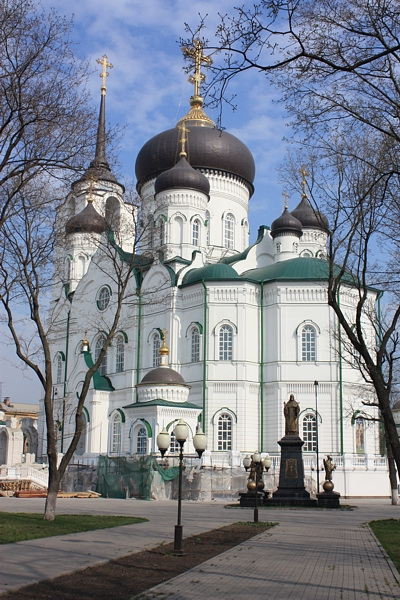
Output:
92 55 113 170
75 54 121 188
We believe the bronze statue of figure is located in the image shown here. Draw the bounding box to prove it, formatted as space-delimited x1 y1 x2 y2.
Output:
323 455 336 481
284 394 300 436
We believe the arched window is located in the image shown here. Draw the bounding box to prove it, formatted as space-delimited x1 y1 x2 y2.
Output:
302 325 316 361
105 196 120 231
355 417 365 453
159 217 165 246
95 334 108 376
302 413 316 452
116 335 125 373
110 413 121 454
56 354 63 384
293 242 298 253
242 219 249 249
136 426 147 454
64 257 71 282
97 286 111 311
192 219 200 246
152 332 161 367
224 213 234 249
191 327 200 362
175 216 183 245
218 413 232 451
205 210 210 245
75 412 87 456
219 325 233 361
276 242 281 254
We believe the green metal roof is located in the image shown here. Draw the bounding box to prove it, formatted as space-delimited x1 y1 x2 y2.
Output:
242 257 357 284
181 262 240 286
123 399 200 409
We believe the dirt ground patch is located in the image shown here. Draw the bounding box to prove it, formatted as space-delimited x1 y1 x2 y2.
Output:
1 521 273 600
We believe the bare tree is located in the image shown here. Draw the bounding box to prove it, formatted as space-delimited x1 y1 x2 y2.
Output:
0 174 159 519
0 0 97 232
186 0 400 490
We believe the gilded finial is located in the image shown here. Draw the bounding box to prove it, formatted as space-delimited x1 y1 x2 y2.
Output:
177 122 190 158
96 54 113 96
178 39 215 127
299 165 309 199
87 174 96 203
159 328 169 356
282 190 289 210
182 39 212 100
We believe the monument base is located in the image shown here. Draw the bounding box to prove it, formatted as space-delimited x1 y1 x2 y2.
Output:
317 490 341 508
266 496 317 507
267 435 317 507
239 491 266 507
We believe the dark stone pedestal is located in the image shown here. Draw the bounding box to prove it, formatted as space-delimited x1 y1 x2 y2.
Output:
317 491 341 508
265 435 317 507
239 491 265 507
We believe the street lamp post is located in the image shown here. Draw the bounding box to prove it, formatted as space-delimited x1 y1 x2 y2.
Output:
314 380 320 495
157 420 207 553
243 452 272 523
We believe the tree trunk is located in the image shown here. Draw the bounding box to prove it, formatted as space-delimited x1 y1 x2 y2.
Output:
386 430 399 506
44 470 61 521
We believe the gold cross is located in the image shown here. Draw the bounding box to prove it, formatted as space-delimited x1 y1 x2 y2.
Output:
161 328 168 341
282 190 289 210
182 39 212 98
96 55 113 95
177 122 190 157
299 165 309 198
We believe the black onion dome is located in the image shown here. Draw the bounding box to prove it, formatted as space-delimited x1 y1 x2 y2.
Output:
65 202 107 236
139 367 186 385
135 123 255 196
271 207 303 238
291 197 329 231
155 156 210 196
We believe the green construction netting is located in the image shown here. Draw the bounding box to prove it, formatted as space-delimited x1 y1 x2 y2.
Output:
96 455 179 499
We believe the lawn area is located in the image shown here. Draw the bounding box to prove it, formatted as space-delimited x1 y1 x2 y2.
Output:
0 512 148 544
369 519 400 572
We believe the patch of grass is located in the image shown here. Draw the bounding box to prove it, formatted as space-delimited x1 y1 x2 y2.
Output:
237 520 277 527
369 519 400 572
0 512 148 544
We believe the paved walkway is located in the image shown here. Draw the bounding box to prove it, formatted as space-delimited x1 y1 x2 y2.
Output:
0 497 399 599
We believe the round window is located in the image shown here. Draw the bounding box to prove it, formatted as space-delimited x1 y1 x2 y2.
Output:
97 286 111 311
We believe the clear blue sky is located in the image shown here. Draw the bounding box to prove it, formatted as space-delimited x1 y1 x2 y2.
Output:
1 0 293 404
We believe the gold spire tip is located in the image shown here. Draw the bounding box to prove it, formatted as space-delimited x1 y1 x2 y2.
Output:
159 328 170 356
299 165 309 199
182 39 212 102
177 122 190 158
282 190 289 210
96 54 113 96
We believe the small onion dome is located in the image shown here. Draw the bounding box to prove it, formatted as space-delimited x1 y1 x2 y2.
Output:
139 367 186 386
135 124 255 196
291 197 329 231
65 202 106 236
182 262 239 286
155 156 210 197
271 207 302 239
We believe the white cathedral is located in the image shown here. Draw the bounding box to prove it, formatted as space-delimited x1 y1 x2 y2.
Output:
37 47 388 498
